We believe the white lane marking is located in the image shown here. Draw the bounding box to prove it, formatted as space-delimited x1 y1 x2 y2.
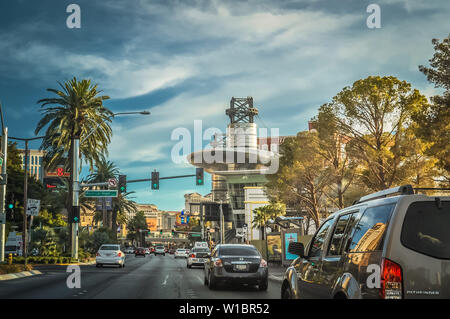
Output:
196 276 203 285
162 274 169 286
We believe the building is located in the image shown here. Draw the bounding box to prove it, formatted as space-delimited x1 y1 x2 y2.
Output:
18 149 46 182
187 97 285 242
184 192 213 216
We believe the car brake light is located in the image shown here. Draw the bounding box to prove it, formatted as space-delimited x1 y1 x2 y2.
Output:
214 258 223 267
118 252 122 257
380 258 403 299
260 258 267 268
190 254 195 258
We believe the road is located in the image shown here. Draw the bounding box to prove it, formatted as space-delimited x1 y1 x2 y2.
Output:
0 254 281 299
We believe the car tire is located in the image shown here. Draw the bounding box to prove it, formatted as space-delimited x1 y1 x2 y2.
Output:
187 263 191 269
208 273 217 290
96 263 100 268
282 286 293 299
258 279 268 291
163 253 165 256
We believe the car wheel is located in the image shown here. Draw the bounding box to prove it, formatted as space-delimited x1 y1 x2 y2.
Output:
282 286 293 299
258 279 268 291
96 263 100 268
163 253 165 256
187 263 191 269
208 272 217 290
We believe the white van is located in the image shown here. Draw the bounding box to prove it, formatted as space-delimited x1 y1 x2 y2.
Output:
5 232 23 257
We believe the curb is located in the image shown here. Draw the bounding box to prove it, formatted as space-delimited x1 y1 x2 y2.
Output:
268 274 283 283
0 270 42 281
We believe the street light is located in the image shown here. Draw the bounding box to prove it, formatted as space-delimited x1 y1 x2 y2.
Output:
71 110 150 259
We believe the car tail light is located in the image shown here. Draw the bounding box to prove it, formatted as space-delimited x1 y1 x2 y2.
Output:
214 258 223 267
96 252 100 256
380 258 403 299
117 252 122 257
260 258 267 268
190 254 195 258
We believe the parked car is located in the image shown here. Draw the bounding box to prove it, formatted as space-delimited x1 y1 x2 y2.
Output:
187 247 210 268
145 248 150 255
175 248 188 258
155 245 165 256
96 244 125 268
281 185 450 299
204 244 268 291
135 247 146 257
125 247 135 254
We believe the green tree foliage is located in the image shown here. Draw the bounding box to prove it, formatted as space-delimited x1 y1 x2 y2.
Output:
266 132 331 228
252 203 285 240
35 77 113 172
311 104 357 208
415 35 450 180
331 76 430 191
126 211 148 246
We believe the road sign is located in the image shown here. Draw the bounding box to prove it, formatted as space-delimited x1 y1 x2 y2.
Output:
0 213 5 224
84 190 118 198
96 197 113 211
191 233 201 237
108 178 117 187
26 199 40 216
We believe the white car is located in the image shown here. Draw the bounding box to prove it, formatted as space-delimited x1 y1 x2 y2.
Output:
187 247 210 268
96 244 125 268
154 246 165 256
125 247 135 254
175 248 188 258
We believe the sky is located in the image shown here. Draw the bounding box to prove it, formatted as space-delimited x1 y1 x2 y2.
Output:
0 0 449 211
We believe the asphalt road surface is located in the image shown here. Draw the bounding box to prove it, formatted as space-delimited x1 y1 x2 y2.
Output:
0 254 282 299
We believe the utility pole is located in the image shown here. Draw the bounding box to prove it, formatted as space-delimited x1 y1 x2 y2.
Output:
23 140 28 263
219 200 224 244
0 127 7 263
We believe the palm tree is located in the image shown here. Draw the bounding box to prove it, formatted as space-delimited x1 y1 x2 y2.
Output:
252 203 286 240
35 77 113 171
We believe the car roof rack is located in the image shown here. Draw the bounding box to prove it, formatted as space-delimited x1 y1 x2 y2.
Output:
413 187 450 194
354 185 414 204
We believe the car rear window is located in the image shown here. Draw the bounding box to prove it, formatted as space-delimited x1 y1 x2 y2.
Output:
100 245 119 250
193 248 210 253
401 201 450 260
349 204 395 252
219 247 260 256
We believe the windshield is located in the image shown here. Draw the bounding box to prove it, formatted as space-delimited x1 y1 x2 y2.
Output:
100 245 119 251
219 246 260 256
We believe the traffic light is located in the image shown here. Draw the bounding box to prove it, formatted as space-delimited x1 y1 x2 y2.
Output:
160 229 163 236
172 229 175 236
70 207 80 223
118 175 127 194
196 168 204 185
151 171 159 190
7 203 14 210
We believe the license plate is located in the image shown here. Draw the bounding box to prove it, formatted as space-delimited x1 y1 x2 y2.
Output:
235 264 247 271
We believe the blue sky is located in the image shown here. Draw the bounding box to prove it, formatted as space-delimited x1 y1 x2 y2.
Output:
0 0 449 211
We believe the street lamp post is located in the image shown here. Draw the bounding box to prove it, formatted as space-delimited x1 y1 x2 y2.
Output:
0 104 6 263
71 110 150 259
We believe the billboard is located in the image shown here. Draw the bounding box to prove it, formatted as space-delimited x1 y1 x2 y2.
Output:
146 218 157 231
266 233 282 261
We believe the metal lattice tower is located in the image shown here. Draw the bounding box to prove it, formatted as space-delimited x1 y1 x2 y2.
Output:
225 97 259 124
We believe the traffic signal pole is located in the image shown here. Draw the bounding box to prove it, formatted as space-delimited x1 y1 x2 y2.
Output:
71 136 80 259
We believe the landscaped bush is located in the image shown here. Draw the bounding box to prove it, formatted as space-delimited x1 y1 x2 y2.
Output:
0 264 33 275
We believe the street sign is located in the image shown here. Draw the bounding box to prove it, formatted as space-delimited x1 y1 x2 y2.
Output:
191 233 201 237
84 190 118 198
96 197 113 210
26 199 40 216
108 178 117 187
0 213 5 224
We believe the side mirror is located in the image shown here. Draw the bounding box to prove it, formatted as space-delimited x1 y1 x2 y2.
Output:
288 242 305 258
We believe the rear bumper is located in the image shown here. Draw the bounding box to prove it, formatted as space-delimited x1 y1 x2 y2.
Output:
212 267 268 285
96 257 124 265
188 258 207 266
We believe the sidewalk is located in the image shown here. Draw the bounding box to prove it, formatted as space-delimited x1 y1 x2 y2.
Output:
0 270 42 281
268 262 287 283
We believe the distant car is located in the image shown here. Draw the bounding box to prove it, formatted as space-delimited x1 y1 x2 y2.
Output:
204 244 268 290
175 249 188 258
169 248 176 254
145 248 150 255
135 247 146 257
187 247 210 268
155 246 165 256
96 244 126 268
125 247 135 254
